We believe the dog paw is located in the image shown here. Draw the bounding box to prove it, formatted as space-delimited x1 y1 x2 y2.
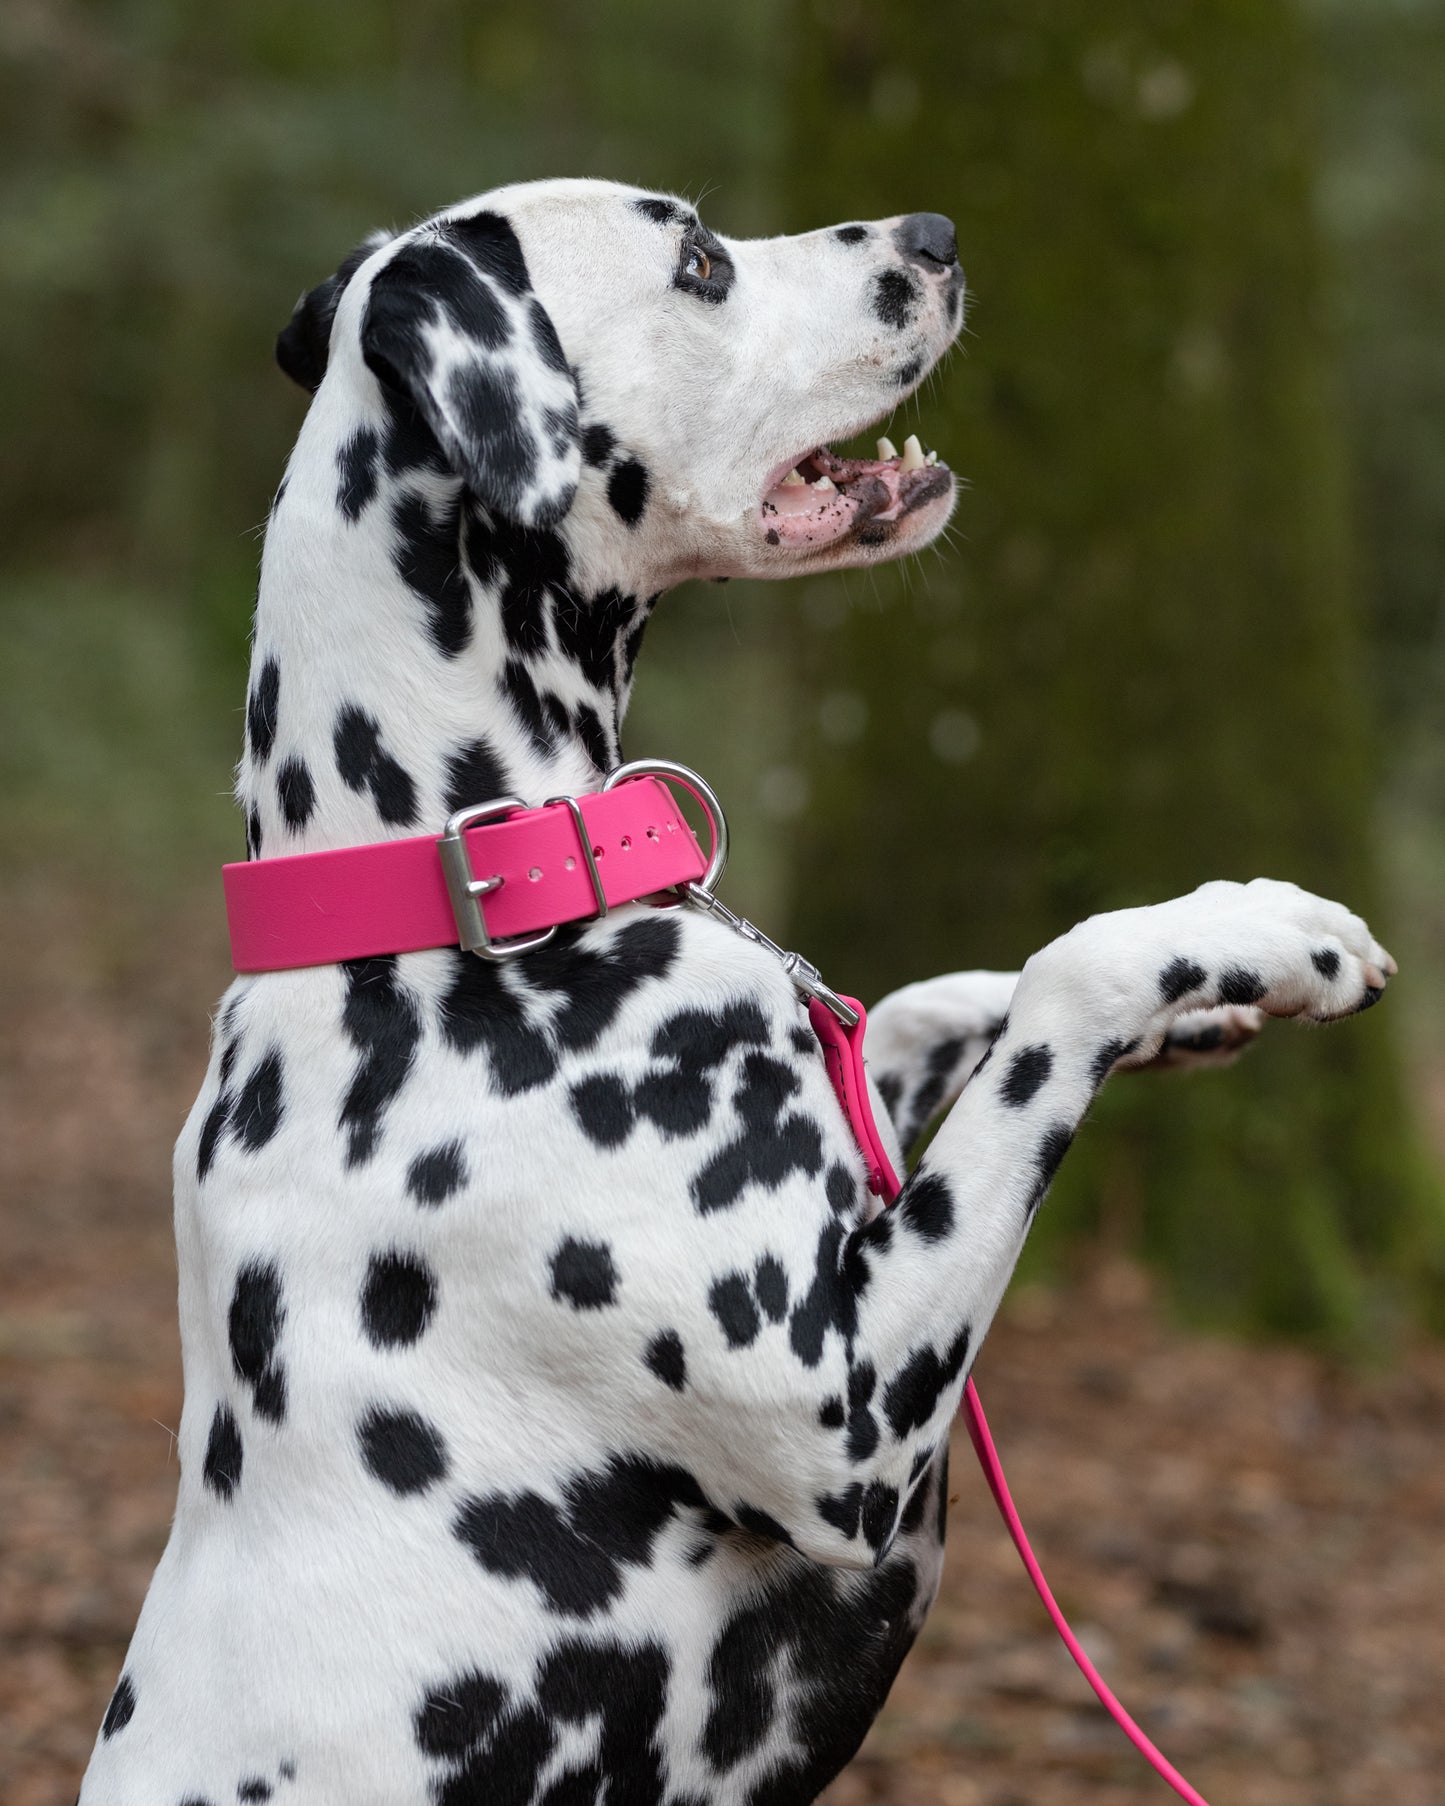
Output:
1153 878 1396 1026
1144 1002 1266 1071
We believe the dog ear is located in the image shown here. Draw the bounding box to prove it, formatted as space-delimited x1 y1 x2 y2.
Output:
359 211 581 530
276 231 393 395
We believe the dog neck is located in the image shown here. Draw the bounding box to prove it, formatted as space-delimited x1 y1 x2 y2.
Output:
237 403 661 859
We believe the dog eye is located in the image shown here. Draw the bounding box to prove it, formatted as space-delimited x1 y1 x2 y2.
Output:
686 249 712 281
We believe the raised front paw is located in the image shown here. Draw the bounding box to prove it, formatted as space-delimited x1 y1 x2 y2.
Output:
1151 878 1396 1025
1030 877 1396 1064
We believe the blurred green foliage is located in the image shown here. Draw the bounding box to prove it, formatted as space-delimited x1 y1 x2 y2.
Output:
1 0 1442 1340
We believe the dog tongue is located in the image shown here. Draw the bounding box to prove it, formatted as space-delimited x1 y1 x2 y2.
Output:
765 476 833 515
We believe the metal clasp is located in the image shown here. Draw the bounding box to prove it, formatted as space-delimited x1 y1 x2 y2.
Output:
438 797 559 960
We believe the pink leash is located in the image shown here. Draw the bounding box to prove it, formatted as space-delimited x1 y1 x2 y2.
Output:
809 997 1212 1806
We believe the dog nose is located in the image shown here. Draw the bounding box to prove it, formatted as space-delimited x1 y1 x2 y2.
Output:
896 212 959 273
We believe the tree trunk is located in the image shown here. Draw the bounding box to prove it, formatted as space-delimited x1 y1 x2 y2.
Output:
782 0 1444 1339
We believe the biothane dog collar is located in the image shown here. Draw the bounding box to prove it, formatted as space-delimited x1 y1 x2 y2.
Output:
223 754 1210 1804
224 763 713 973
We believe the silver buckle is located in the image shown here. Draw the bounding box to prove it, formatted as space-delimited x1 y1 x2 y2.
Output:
438 798 559 961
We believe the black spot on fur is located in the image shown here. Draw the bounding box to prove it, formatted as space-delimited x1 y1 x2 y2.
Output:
340 955 421 1165
644 1329 687 1390
203 1404 243 1499
893 355 924 387
525 916 681 1051
873 268 919 328
755 1255 789 1322
1001 1043 1053 1107
900 1034 965 1146
407 1140 468 1207
882 1326 972 1438
361 1249 438 1348
441 948 558 1095
1355 984 1384 1013
691 1050 824 1213
845 1362 880 1464
336 426 381 521
101 1674 136 1739
471 513 571 656
1311 946 1341 980
570 1072 637 1147
1217 966 1267 1006
232 1049 284 1152
450 210 531 298
499 657 557 757
537 1635 671 1799
1160 956 1208 1003
275 756 315 830
735 1505 793 1545
825 1163 858 1216
333 704 419 826
581 422 616 467
550 1237 618 1310
897 1170 954 1242
237 1780 272 1803
388 491 474 657
552 583 635 693
709 1273 762 1349
1090 1037 1137 1085
632 1064 711 1139
414 1668 508 1759
229 1259 287 1423
860 1482 901 1553
443 736 511 818
197 1089 234 1182
528 296 570 375
1030 1123 1074 1215
834 224 869 245
633 196 682 225
700 1552 919 1791
358 1404 449 1494
607 457 650 527
453 1453 704 1617
246 657 280 763
788 1220 855 1368
816 1484 862 1539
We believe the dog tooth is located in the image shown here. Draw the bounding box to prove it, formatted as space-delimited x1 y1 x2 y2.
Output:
876 436 899 461
811 475 836 492
780 468 806 487
925 449 938 466
900 434 926 472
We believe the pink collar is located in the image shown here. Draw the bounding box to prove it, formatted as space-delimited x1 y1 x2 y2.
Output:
223 772 707 972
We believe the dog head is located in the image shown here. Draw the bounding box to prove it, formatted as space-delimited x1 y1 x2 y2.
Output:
278 177 964 589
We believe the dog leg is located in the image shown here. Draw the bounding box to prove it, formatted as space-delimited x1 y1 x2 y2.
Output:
670 879 1391 1569
867 967 1267 1151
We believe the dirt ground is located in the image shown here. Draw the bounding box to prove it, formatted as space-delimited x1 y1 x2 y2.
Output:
3 890 1444 1806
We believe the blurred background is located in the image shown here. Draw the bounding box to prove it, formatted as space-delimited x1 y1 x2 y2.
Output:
3 2 1444 1802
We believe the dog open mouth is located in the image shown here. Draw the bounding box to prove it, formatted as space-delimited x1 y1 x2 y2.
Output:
759 436 953 550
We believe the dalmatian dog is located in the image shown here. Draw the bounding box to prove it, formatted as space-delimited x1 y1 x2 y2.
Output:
79 178 1394 1806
